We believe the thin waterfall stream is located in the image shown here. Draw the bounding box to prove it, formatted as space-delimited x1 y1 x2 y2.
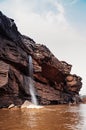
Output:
28 55 38 105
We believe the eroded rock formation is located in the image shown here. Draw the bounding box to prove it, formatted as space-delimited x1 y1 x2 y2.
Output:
0 11 82 108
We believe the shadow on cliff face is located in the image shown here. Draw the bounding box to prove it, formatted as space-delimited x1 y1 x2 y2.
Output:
0 11 82 108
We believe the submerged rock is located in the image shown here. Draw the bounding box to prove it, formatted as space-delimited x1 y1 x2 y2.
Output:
0 11 82 108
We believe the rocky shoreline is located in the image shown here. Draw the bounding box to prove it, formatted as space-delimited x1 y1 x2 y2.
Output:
0 11 82 108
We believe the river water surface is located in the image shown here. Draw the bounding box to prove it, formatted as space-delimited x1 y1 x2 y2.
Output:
0 104 86 130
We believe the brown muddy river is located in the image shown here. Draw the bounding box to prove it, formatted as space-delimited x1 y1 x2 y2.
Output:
0 104 86 130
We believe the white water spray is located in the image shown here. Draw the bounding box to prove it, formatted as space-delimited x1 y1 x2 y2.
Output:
29 55 38 105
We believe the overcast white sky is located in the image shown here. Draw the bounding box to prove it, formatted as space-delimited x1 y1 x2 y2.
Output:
0 0 86 95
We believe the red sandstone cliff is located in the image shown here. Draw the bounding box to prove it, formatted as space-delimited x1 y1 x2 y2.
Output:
0 11 82 108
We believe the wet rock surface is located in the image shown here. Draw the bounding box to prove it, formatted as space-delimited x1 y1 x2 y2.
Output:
0 11 82 108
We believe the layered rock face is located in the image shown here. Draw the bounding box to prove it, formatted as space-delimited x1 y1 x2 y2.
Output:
0 11 82 108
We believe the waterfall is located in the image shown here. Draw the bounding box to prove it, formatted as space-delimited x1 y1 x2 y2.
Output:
28 55 38 105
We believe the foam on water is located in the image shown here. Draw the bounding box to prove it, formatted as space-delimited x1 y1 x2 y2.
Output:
21 100 43 109
27 104 43 109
